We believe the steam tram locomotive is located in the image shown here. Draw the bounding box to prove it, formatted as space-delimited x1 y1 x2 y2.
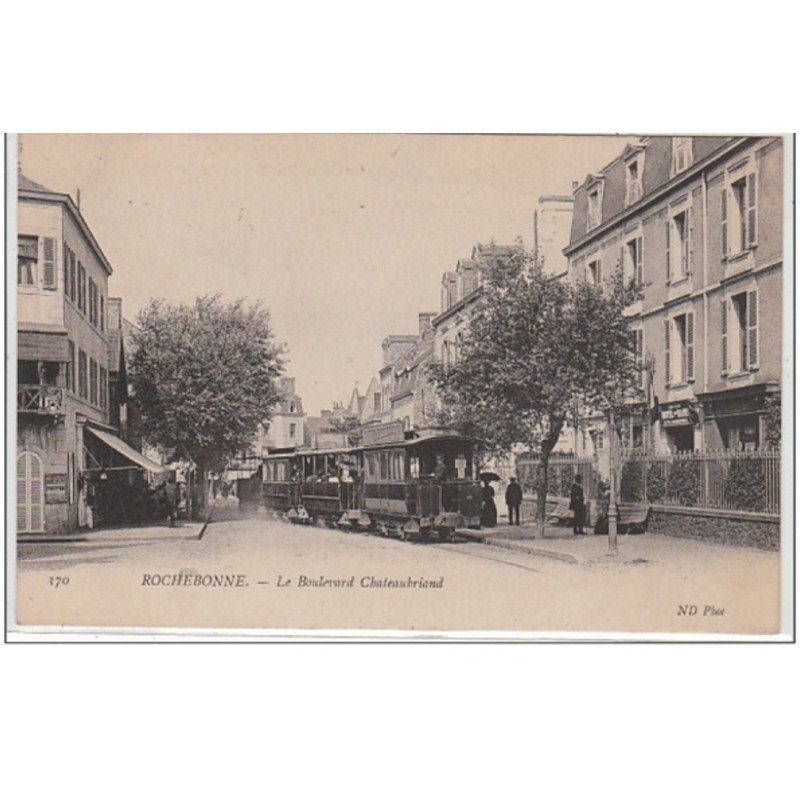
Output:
262 428 482 542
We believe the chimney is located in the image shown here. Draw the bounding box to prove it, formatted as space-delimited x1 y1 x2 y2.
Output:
571 181 579 191
418 312 435 336
107 298 123 330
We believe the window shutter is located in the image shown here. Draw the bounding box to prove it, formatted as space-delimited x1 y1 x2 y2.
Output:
664 319 671 386
29 454 43 532
619 246 624 276
665 219 671 283
721 299 728 375
686 311 695 382
747 290 759 369
746 172 758 247
16 455 28 532
721 187 728 257
687 207 694 275
636 237 643 286
42 238 56 289
63 241 69 294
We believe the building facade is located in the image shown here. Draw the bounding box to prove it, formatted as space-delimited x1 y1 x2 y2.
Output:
17 175 160 535
564 136 783 456
259 376 306 453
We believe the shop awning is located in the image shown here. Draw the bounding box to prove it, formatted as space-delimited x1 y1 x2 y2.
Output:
18 328 69 361
85 426 168 474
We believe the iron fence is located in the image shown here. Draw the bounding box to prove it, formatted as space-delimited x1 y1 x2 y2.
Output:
516 454 599 500
619 448 780 515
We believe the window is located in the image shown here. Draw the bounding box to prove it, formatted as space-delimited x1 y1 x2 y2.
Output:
595 432 604 451
99 366 107 410
374 392 381 412
77 263 86 312
288 401 295 413
18 236 37 285
625 158 643 205
78 350 88 398
665 312 695 385
100 295 105 331
289 423 297 438
587 186 602 230
623 236 643 288
88 279 96 324
587 259 602 285
722 290 758 374
666 209 691 282
723 173 757 257
632 328 645 389
671 137 693 175
67 340 75 392
89 358 98 405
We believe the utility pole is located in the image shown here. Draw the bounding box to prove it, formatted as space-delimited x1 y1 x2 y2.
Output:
608 407 618 554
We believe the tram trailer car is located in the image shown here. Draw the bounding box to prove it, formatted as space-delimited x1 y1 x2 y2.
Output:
262 434 482 543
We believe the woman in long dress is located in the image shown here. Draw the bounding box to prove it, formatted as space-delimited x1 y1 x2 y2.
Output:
481 480 498 528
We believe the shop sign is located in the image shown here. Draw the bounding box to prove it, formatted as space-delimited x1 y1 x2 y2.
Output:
362 420 405 446
45 473 68 504
660 405 692 428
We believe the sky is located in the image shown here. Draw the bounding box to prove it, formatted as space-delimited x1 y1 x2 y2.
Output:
18 133 638 415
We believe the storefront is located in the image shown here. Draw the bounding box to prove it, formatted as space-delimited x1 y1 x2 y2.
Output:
697 382 779 451
659 402 700 453
82 424 168 527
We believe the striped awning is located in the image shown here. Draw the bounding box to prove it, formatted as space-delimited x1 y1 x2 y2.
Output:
18 330 69 361
85 426 168 474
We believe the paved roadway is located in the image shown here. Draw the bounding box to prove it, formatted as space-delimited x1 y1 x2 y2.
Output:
15 503 781 635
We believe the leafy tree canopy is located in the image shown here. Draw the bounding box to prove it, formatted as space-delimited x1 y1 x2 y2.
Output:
430 251 640 525
129 295 285 472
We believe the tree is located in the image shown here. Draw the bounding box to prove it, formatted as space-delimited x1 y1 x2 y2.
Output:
325 415 363 447
129 296 285 511
430 251 640 532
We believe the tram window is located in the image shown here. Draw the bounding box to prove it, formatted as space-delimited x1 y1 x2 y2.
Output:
409 456 420 479
391 450 405 480
365 452 380 480
455 456 467 479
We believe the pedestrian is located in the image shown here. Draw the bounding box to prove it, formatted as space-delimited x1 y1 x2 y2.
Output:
570 473 586 535
505 476 523 526
432 454 448 481
480 479 497 528
164 475 178 527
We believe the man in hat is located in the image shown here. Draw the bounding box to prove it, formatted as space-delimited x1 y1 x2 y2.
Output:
570 474 586 535
505 477 523 526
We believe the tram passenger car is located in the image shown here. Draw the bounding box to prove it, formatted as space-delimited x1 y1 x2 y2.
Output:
261 428 482 542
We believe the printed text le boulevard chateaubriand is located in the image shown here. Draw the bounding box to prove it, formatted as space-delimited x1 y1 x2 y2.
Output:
141 573 444 589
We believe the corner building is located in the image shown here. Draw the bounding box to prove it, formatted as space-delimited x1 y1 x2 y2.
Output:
564 136 783 453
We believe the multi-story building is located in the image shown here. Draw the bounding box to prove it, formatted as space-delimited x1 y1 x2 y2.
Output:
16 175 161 535
564 136 783 455
432 241 526 370
259 376 306 453
533 194 575 279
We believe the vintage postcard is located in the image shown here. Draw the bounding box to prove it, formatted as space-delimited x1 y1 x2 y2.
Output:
6 133 793 640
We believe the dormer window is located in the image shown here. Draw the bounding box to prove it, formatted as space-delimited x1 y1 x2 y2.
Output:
625 157 643 206
586 181 603 231
671 137 693 175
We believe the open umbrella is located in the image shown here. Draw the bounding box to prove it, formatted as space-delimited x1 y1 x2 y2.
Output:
480 471 502 483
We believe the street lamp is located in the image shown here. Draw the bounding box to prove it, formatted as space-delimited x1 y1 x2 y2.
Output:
607 406 618 554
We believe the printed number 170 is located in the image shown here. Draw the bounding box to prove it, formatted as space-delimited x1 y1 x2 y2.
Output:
49 576 70 588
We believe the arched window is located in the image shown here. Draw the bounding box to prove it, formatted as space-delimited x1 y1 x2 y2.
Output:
17 451 44 533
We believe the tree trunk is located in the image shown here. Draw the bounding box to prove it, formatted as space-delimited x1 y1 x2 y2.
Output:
537 447 551 538
537 413 566 537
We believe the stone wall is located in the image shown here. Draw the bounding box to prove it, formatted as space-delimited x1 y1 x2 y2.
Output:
648 506 780 551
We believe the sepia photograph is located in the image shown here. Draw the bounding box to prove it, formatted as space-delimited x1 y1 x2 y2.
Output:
6 132 792 639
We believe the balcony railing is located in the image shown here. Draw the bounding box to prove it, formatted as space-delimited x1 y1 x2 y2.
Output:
17 385 66 415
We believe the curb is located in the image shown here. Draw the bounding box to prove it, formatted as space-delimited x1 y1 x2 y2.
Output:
456 528 581 565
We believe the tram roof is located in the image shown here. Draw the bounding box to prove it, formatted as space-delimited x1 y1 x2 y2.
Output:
263 434 481 460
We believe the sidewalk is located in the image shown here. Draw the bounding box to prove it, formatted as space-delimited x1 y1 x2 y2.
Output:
17 518 207 546
456 520 594 564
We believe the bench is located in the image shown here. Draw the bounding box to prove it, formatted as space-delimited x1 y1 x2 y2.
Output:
594 503 649 535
